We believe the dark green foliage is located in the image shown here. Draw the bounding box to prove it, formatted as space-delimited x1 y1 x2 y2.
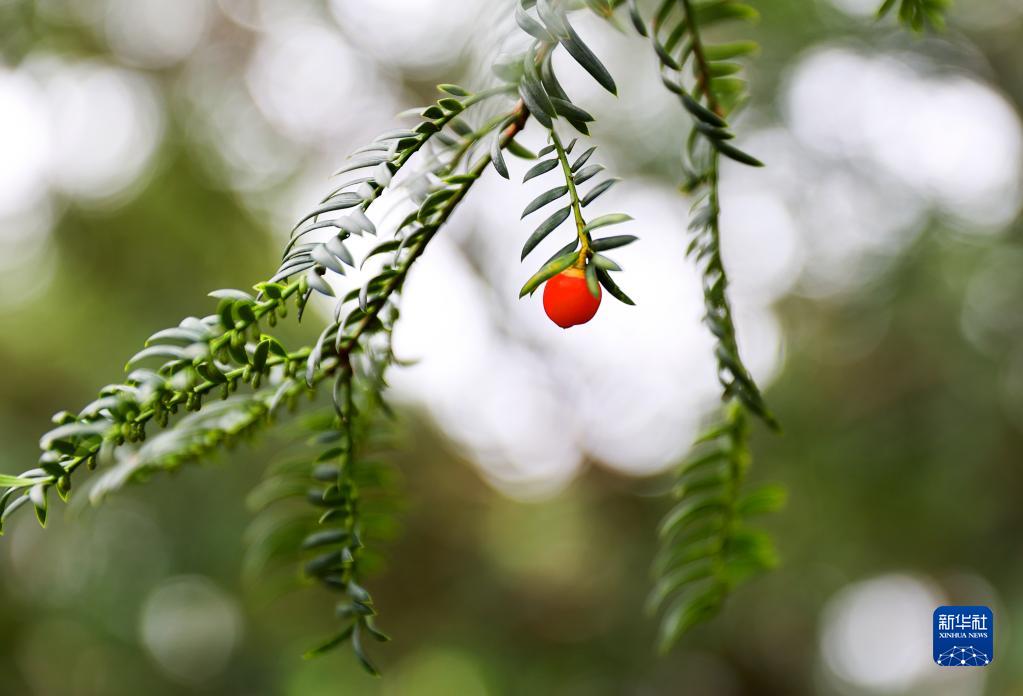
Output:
649 401 783 651
245 398 399 673
876 0 951 32
4 281 312 531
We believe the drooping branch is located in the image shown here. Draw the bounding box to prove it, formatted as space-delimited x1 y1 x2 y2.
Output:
242 100 535 671
2 86 531 533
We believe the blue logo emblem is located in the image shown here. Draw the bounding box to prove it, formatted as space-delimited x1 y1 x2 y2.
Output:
933 606 993 666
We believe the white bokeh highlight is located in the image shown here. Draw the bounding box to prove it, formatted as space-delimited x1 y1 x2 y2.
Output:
140 575 243 685
246 19 397 147
821 574 940 692
29 56 164 203
328 0 490 72
785 47 1022 228
103 0 211 69
818 574 989 696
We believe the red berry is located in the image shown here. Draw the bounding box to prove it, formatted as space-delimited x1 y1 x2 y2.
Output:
543 267 601 328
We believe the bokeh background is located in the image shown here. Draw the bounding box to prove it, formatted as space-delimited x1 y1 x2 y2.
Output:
1 0 1022 693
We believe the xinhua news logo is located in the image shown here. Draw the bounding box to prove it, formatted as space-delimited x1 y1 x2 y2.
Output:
933 606 993 666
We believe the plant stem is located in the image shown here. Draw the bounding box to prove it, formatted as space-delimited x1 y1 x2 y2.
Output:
679 0 722 116
550 129 591 266
338 101 531 355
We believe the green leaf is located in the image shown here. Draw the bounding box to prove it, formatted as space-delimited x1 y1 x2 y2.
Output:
581 178 621 206
714 140 764 167
680 93 727 128
585 262 600 298
538 54 590 136
653 39 680 71
583 213 632 233
521 186 568 218
696 2 760 25
491 134 509 179
628 0 648 36
571 146 597 172
260 334 287 357
349 209 377 236
312 245 346 275
653 0 677 31
710 77 747 97
543 239 580 266
125 345 190 369
437 98 463 113
647 561 715 613
536 0 571 38
438 83 470 96
516 3 553 41
29 483 47 527
658 496 727 540
375 129 418 142
251 340 270 373
506 139 537 160
145 327 206 346
305 269 334 297
1 494 30 526
0 474 40 488
702 41 759 61
420 105 444 119
331 156 390 177
592 254 621 272
209 289 254 302
352 623 380 676
876 0 898 18
590 234 637 252
561 25 618 95
303 625 355 659
363 619 391 643
414 120 439 135
519 252 578 297
708 61 743 77
325 235 355 267
572 164 604 185
519 54 555 128
521 206 572 260
301 529 349 549
596 268 635 305
694 121 734 140
523 158 559 182
418 189 457 222
549 97 594 123
738 485 787 516
658 585 724 653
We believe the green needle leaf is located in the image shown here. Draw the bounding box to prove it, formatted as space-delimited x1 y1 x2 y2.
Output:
523 159 559 182
521 206 572 260
519 252 577 297
521 186 568 218
561 25 618 95
583 213 632 233
596 267 635 305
